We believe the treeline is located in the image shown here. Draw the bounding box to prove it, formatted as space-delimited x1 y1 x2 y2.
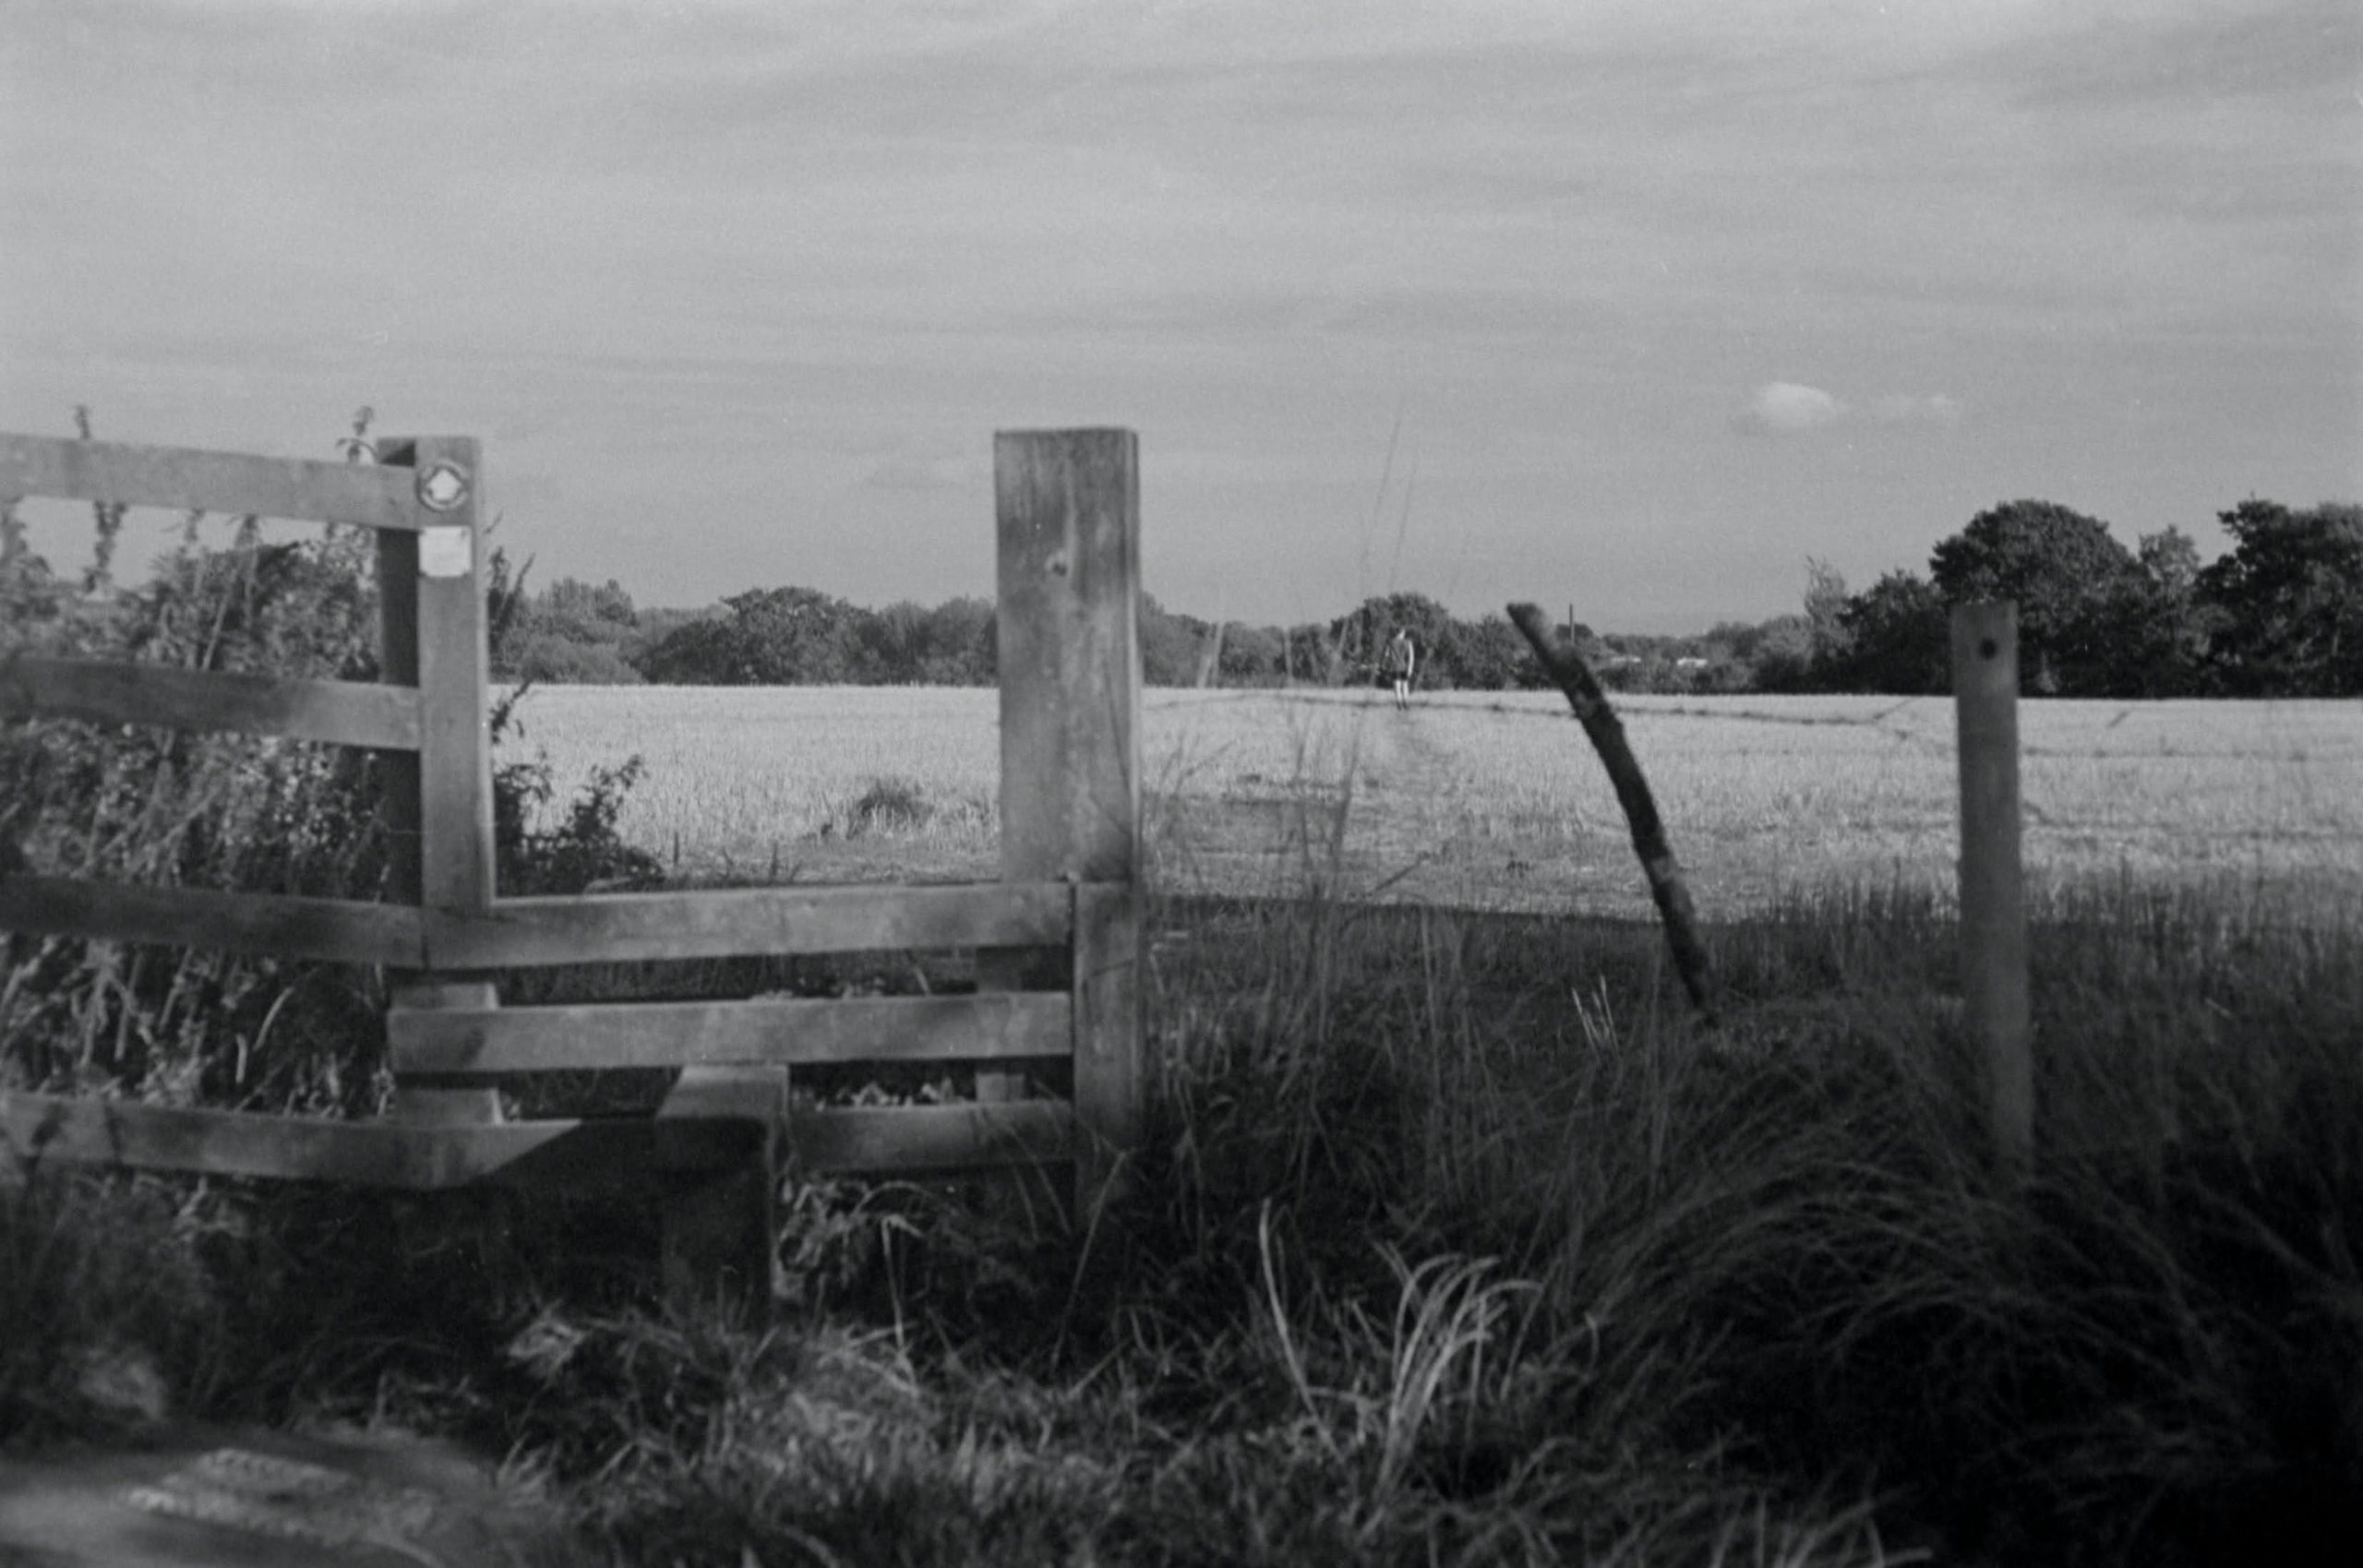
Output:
1803 497 2362 698
498 496 2359 699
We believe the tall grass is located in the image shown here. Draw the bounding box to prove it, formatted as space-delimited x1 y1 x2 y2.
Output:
7 856 2354 1562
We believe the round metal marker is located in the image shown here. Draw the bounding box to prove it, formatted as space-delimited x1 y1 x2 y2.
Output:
417 461 472 512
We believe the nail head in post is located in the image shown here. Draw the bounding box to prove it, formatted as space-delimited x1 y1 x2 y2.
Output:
1979 638 1998 659
416 461 471 513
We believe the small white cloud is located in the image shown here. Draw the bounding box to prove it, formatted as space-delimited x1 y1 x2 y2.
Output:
1734 381 1847 436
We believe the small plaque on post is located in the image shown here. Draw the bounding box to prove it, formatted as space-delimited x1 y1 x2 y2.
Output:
419 525 472 579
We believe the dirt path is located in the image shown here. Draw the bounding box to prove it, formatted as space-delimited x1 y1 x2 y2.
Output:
0 1427 569 1566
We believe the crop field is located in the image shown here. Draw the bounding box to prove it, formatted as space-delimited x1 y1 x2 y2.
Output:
504 685 2363 917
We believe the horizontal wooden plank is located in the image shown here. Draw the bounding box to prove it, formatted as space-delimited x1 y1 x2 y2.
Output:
390 991 1071 1075
1 655 422 750
423 881 1074 967
0 433 434 532
0 1094 748 1190
790 1099 1073 1175
0 876 425 967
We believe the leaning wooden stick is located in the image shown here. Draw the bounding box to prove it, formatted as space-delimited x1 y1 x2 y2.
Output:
1506 604 1716 1020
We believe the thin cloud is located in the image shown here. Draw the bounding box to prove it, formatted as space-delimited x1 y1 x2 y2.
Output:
1735 383 1965 436
1734 382 1846 435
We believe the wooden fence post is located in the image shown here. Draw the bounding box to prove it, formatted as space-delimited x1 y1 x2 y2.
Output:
656 1066 786 1310
375 437 500 1127
1506 603 1716 1021
1951 601 2033 1175
991 430 1143 1221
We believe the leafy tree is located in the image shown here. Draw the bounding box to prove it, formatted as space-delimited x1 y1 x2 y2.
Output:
502 575 644 685
543 576 636 628
511 636 642 685
2199 500 2363 696
637 585 868 685
917 596 996 685
1928 500 2141 693
2139 527 2201 601
2081 527 2215 698
1139 595 1209 687
1328 592 1454 684
1282 622 1343 685
859 600 931 684
1834 570 1949 694
1745 614 1817 693
1803 557 1852 678
1437 613 1531 689
1216 623 1286 686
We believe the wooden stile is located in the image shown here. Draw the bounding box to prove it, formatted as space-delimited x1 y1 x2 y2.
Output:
0 655 423 751
1071 881 1145 1217
0 423 1152 1301
386 979 507 1129
0 880 1075 986
402 437 496 916
0 876 426 967
790 1100 1073 1176
1951 602 2033 1175
656 1067 787 1308
376 518 426 913
372 437 498 1127
1 1094 746 1191
0 433 434 532
390 991 1071 1075
420 881 1071 968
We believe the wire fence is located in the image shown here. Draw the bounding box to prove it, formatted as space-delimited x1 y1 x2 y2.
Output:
1135 680 2363 927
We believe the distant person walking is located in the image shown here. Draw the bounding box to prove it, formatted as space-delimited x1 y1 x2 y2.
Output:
1385 628 1418 710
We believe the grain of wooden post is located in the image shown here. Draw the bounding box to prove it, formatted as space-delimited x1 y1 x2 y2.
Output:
1951 601 2033 1175
988 430 1144 1219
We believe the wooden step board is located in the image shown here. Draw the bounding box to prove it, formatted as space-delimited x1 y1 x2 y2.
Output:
0 1090 1073 1186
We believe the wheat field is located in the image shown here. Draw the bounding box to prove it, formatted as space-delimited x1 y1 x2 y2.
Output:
498 685 2363 919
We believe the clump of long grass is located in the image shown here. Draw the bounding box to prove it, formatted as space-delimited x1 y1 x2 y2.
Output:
2 459 392 1111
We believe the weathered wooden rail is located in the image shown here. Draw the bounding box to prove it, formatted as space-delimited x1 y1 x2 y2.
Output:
0 425 1145 1304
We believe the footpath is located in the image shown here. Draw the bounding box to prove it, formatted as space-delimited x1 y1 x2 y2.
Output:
0 1425 570 1567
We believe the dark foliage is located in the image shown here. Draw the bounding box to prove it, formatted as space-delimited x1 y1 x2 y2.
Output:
1929 499 2142 693
2198 500 2363 697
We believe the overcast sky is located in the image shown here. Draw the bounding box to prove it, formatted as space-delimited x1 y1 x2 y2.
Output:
5 0 2357 631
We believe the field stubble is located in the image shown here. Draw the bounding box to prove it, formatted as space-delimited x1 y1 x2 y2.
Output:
503 685 2363 916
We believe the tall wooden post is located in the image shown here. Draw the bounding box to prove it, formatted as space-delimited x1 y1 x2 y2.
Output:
1951 601 2033 1175
991 430 1144 1221
375 437 500 1124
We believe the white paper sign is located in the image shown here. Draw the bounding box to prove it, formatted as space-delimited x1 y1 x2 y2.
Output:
419 526 472 579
